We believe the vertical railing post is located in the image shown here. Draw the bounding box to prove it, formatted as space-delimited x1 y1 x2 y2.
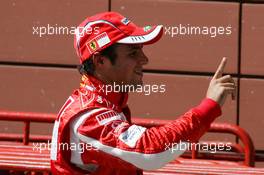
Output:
23 121 30 145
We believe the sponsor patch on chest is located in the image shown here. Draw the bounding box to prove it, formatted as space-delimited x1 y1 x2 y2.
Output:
96 111 126 125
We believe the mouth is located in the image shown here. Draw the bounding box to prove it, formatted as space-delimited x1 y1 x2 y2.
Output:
134 70 143 76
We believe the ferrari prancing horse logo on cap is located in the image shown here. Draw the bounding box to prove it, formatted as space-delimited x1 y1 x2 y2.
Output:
86 32 111 54
89 41 97 51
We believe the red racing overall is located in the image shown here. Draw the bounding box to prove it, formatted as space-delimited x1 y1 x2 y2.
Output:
50 75 221 175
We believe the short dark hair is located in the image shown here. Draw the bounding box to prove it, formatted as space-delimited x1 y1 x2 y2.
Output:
78 44 118 75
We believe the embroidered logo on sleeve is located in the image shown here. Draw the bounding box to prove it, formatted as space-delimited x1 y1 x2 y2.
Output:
96 111 126 125
118 125 146 148
121 18 130 25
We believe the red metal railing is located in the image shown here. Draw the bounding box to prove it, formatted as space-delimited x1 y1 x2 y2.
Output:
0 111 56 145
0 111 256 167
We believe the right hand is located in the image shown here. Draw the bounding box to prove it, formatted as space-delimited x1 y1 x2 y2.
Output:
206 57 236 107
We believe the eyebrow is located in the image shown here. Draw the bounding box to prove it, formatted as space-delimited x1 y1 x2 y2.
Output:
129 44 143 51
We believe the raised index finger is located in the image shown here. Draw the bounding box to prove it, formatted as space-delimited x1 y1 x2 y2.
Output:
213 57 227 79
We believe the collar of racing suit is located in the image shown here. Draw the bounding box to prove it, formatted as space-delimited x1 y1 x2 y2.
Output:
80 74 128 108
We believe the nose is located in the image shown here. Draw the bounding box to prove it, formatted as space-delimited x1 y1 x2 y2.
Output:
139 52 149 65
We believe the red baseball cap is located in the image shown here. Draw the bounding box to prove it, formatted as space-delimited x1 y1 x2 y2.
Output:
74 12 163 63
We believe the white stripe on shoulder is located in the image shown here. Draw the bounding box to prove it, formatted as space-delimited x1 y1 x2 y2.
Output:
70 108 106 169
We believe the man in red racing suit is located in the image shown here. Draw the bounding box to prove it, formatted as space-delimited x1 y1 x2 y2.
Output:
50 12 236 175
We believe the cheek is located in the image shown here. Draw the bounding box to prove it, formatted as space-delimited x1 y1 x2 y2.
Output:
121 64 135 79
117 62 137 81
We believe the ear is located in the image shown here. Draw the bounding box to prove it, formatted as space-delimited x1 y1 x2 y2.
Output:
93 52 104 66
93 52 111 70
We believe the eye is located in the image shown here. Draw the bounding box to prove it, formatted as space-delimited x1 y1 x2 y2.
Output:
129 51 137 57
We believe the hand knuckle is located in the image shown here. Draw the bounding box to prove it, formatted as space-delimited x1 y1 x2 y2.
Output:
211 80 216 85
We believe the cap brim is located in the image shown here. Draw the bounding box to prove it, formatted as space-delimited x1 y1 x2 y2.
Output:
117 25 163 45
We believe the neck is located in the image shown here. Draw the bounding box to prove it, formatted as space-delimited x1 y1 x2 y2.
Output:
93 72 117 86
80 74 128 108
